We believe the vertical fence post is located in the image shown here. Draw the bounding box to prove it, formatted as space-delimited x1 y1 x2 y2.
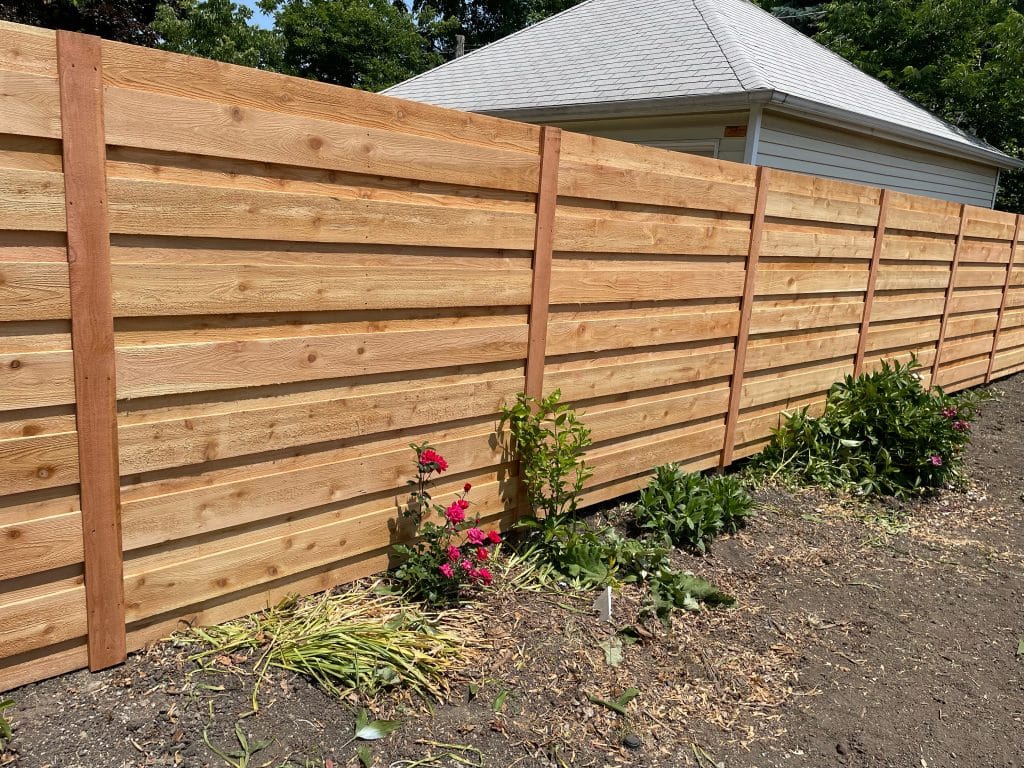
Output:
931 203 968 389
57 30 126 671
524 126 561 400
853 188 889 377
985 213 1022 384
720 166 770 470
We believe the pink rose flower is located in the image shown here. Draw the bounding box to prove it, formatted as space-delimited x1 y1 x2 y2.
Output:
447 545 461 562
475 547 489 561
445 503 466 524
930 454 943 466
460 559 473 571
487 530 502 544
466 527 486 545
477 567 493 586
439 563 454 578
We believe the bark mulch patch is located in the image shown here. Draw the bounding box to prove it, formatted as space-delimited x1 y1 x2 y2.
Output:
3 373 1022 768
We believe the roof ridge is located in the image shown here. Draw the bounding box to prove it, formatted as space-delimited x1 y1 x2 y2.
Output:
382 0 606 95
692 0 772 92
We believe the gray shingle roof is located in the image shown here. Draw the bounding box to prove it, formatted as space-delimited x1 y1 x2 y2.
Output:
385 0 1015 166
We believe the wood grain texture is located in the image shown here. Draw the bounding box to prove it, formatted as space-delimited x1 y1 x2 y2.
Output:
58 30 126 671
115 324 528 398
103 86 540 193
931 204 969 387
987 215 1023 383
721 167 769 469
109 263 531 316
0 168 66 231
105 177 536 248
854 189 889 376
524 126 559 399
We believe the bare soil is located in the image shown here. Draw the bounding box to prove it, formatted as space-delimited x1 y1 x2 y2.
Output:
3 374 1022 768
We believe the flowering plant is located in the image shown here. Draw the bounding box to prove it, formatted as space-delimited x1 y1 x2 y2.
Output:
392 443 500 604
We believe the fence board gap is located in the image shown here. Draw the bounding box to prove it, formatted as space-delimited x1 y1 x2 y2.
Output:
932 204 969 388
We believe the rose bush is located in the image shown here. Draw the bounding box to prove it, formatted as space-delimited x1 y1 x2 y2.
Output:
392 443 499 604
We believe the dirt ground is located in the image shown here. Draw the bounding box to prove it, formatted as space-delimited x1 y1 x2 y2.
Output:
2 373 1022 768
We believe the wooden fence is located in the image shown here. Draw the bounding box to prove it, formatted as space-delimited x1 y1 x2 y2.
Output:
1 20 1022 690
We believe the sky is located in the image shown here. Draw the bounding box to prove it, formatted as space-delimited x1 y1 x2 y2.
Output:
239 0 275 29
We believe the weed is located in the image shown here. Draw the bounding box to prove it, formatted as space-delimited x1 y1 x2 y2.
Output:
203 723 274 768
748 357 989 497
633 464 753 553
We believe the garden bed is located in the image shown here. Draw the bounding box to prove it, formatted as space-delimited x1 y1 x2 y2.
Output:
3 373 1022 768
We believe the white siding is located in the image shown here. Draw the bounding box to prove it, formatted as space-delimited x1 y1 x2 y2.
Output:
549 111 750 164
757 112 999 207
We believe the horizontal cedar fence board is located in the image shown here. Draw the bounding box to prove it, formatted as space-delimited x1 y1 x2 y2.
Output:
109 263 532 316
0 21 58 76
0 169 67 231
99 40 541 154
0 70 62 138
2 18 1022 691
116 374 519 476
113 325 529 398
102 86 540 193
105 178 537 248
548 268 744 303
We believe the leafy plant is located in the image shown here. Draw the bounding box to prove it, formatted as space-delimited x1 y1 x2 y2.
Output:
517 520 733 625
748 357 988 497
393 443 501 605
499 390 592 520
634 465 753 553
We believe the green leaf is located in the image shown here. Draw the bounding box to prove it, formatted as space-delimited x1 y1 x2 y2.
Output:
355 719 401 741
1017 638 1024 658
356 744 373 767
492 688 510 713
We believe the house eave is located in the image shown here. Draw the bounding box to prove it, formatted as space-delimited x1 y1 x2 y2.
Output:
476 90 1022 171
765 94 1022 170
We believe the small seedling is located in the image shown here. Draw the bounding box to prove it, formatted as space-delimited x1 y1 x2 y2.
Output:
202 723 274 768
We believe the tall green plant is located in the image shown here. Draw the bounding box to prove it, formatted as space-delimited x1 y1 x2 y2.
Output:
499 390 592 520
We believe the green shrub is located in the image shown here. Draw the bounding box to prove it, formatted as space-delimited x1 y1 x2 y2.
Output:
499 390 592 520
749 357 988 497
633 465 753 553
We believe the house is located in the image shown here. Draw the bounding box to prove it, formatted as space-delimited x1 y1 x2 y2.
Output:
385 0 1021 208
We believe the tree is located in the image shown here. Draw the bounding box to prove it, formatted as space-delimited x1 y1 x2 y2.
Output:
815 0 1024 212
264 0 446 90
153 0 284 70
754 1 827 35
411 0 581 56
0 0 180 45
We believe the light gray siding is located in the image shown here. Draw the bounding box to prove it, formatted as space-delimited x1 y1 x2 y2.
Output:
756 112 999 207
549 111 750 164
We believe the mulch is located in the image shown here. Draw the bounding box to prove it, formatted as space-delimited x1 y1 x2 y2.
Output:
3 373 1022 768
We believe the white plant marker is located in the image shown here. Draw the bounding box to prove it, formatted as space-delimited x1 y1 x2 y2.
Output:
593 585 613 622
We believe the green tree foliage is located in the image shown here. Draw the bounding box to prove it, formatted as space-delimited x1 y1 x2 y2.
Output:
264 0 448 90
0 0 175 45
815 0 1024 212
754 0 827 35
411 0 580 55
153 0 284 69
